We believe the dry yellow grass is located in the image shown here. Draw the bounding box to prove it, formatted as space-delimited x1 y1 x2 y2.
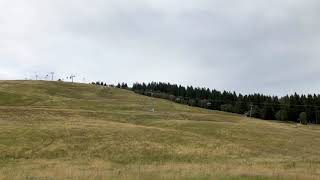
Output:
0 80 319 180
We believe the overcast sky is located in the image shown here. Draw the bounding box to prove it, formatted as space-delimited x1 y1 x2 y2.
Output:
0 0 319 95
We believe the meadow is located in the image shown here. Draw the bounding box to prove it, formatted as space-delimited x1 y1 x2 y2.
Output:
0 81 319 180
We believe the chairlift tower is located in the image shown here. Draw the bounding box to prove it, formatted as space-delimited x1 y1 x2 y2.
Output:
70 75 76 83
50 72 55 81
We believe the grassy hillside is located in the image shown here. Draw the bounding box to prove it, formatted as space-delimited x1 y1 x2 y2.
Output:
0 80 319 180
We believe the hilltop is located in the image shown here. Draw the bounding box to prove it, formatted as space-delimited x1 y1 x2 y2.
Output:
0 80 319 180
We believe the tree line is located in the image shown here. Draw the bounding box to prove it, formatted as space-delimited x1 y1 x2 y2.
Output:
91 81 320 124
128 82 320 124
91 81 128 89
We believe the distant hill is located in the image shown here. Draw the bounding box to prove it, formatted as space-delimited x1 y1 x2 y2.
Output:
0 80 319 180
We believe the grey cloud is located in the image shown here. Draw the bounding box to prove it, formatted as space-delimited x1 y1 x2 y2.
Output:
0 0 320 95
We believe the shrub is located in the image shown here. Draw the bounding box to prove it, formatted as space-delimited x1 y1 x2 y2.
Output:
220 104 234 112
275 110 288 121
298 112 308 125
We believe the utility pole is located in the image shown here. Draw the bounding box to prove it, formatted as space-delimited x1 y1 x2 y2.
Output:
50 72 55 81
151 92 155 113
151 85 156 113
70 75 75 83
249 104 253 118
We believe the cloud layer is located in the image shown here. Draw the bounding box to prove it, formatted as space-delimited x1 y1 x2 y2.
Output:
1 0 319 95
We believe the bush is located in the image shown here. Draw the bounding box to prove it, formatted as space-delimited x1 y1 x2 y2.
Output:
169 95 176 101
298 112 308 125
220 104 234 112
188 99 196 106
275 110 288 121
199 99 209 108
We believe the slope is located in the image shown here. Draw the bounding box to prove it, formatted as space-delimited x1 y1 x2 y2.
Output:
0 80 319 180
